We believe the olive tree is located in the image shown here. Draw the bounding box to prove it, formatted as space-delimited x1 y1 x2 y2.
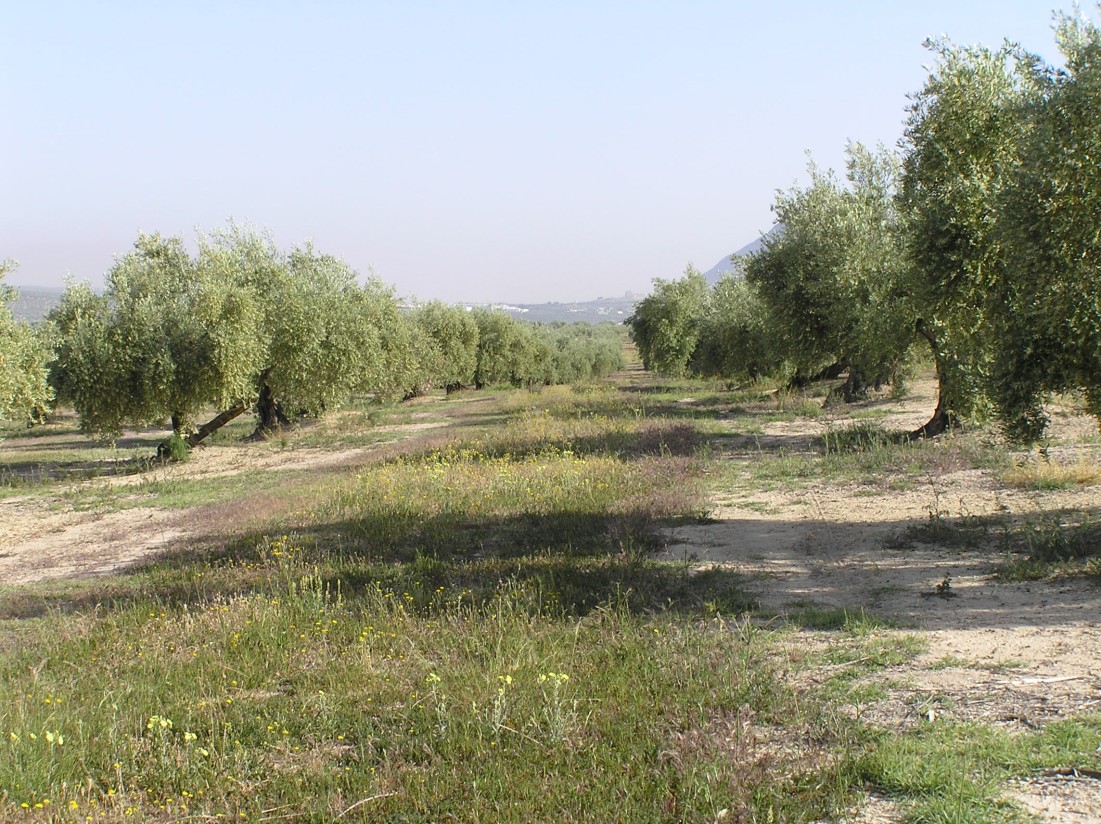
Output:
899 39 1035 435
625 267 710 376
239 236 390 430
51 232 266 443
691 274 785 381
992 14 1101 441
0 262 53 424
377 305 440 401
51 225 404 450
413 301 480 392
746 144 913 400
471 309 545 388
50 234 265 440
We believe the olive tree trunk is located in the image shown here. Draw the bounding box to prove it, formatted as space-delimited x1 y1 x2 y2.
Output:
911 322 958 439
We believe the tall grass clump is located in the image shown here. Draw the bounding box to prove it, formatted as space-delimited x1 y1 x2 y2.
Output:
1002 455 1101 489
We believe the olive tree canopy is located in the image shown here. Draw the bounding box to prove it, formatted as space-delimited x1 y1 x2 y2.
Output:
625 267 710 377
746 144 913 401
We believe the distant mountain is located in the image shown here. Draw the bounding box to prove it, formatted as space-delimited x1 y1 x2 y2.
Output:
492 226 788 321
701 224 782 285
7 286 65 323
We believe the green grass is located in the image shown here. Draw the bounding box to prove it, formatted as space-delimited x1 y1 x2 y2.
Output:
782 604 898 633
60 468 317 514
0 554 849 822
859 717 1101 822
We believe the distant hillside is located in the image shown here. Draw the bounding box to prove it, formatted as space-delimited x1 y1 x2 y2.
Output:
467 294 639 324
701 224 782 285
7 286 64 323
5 285 637 327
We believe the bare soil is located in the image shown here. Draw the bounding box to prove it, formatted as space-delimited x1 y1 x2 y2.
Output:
659 379 1101 822
0 404 461 584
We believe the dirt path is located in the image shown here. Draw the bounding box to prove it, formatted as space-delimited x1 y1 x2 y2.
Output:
0 404 464 585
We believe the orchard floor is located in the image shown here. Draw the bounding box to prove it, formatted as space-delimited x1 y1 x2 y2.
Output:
2 378 1101 822
660 378 1101 823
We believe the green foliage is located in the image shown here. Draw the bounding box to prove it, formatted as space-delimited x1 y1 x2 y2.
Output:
159 432 191 463
254 239 387 416
898 18 1101 442
625 266 710 376
414 300 480 390
0 262 53 425
671 13 1101 439
692 272 786 381
535 323 626 385
50 223 630 447
746 144 913 396
992 15 1101 441
472 308 545 388
345 287 436 403
899 38 1036 433
50 226 402 442
820 422 901 455
51 232 267 440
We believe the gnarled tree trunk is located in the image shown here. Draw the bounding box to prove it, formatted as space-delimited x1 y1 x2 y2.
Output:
156 400 251 459
253 383 290 438
188 401 251 448
911 321 958 439
827 368 871 404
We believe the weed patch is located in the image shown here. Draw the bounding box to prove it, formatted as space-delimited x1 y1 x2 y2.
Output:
1003 456 1101 490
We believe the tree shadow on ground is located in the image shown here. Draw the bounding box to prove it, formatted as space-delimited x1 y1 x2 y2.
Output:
0 453 165 483
0 506 753 622
5 499 1100 635
658 505 1101 632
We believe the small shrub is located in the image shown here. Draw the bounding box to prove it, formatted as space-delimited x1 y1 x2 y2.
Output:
1018 515 1097 562
897 512 991 550
821 422 898 455
157 434 190 463
995 557 1055 582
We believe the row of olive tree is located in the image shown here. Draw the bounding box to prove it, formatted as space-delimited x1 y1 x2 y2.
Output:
39 225 623 450
628 141 927 407
48 227 398 446
406 303 624 396
629 12 1101 443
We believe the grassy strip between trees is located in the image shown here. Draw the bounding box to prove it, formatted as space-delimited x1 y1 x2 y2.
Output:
3 380 1101 822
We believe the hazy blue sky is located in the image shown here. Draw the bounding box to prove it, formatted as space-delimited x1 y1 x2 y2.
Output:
2 2 1071 303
